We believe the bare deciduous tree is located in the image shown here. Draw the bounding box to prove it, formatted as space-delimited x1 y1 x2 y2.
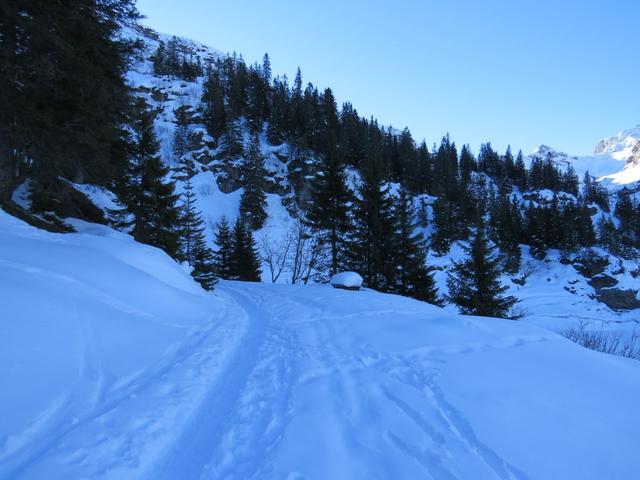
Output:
290 221 323 285
260 230 293 283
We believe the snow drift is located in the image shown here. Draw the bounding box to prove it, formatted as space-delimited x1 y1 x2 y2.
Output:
2 208 640 479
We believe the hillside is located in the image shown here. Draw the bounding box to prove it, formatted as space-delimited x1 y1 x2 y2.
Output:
1 209 640 479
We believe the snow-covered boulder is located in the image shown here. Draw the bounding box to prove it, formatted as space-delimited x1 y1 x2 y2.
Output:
330 271 363 291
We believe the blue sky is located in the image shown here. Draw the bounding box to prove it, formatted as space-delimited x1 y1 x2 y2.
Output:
137 0 639 156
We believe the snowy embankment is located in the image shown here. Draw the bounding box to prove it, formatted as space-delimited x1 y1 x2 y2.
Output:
1 210 640 479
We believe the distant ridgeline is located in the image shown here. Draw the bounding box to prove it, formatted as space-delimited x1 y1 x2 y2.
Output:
1 3 639 314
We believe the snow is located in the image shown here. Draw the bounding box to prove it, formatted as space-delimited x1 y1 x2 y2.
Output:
2 208 640 479
529 126 640 187
330 271 364 289
11 181 31 210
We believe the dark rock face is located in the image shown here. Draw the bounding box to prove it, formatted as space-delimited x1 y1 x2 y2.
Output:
589 274 618 290
331 284 360 292
573 254 609 278
596 289 640 311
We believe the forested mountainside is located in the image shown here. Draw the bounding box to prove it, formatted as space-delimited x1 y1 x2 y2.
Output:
2 2 640 317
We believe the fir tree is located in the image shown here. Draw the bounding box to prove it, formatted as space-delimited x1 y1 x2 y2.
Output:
348 156 395 290
392 188 440 304
231 217 262 281
172 105 191 162
447 221 518 319
190 236 218 290
213 217 234 279
239 135 268 229
113 98 181 258
0 0 138 197
513 151 527 191
177 165 217 290
306 145 352 274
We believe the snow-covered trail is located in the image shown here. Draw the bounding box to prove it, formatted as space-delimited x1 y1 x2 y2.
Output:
3 213 640 480
189 283 531 480
146 281 639 480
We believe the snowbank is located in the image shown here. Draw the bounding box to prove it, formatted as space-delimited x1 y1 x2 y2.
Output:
330 271 363 290
0 209 247 479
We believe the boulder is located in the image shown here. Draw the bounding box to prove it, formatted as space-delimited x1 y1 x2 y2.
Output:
596 288 640 311
588 274 618 290
573 254 609 278
330 272 363 291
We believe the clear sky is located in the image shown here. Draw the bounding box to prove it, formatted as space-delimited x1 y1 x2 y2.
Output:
136 0 639 156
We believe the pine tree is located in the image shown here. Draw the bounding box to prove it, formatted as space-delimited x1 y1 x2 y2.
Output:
231 217 262 281
615 188 635 247
513 151 527 191
190 236 218 290
306 144 352 274
213 217 234 279
239 135 268 229
348 155 395 290
0 0 138 198
392 188 440 304
177 166 217 290
447 221 518 319
113 98 181 258
172 105 191 163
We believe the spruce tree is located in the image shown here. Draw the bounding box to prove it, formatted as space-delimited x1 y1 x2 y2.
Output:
239 135 268 229
0 0 138 197
348 155 395 290
231 217 262 282
447 221 518 319
172 105 191 163
306 144 352 274
190 236 218 290
113 98 182 258
213 217 234 279
392 188 440 304
177 166 217 290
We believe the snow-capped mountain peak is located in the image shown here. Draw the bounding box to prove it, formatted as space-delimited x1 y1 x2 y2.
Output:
594 125 640 165
527 125 640 187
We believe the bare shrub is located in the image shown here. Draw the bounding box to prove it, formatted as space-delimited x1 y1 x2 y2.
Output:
559 321 640 360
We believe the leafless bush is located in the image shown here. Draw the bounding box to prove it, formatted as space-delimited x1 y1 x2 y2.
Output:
289 221 323 285
260 221 324 284
559 321 640 360
261 231 293 283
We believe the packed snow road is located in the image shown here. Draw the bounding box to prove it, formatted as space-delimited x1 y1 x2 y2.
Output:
185 282 640 480
2 210 640 479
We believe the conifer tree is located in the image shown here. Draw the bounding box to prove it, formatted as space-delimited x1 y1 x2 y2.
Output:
231 217 262 281
513 151 528 191
306 145 352 274
213 217 234 279
239 135 268 229
113 98 181 258
447 221 518 319
348 156 395 290
431 197 467 255
615 188 635 247
0 0 138 197
176 162 217 290
490 195 522 273
172 105 191 163
392 188 441 304
190 235 218 290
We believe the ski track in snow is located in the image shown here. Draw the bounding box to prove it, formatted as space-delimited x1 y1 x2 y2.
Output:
0 294 248 480
4 279 640 479
176 284 537 480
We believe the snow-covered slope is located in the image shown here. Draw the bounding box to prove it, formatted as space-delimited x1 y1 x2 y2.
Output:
2 208 640 479
529 126 640 186
0 209 249 478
